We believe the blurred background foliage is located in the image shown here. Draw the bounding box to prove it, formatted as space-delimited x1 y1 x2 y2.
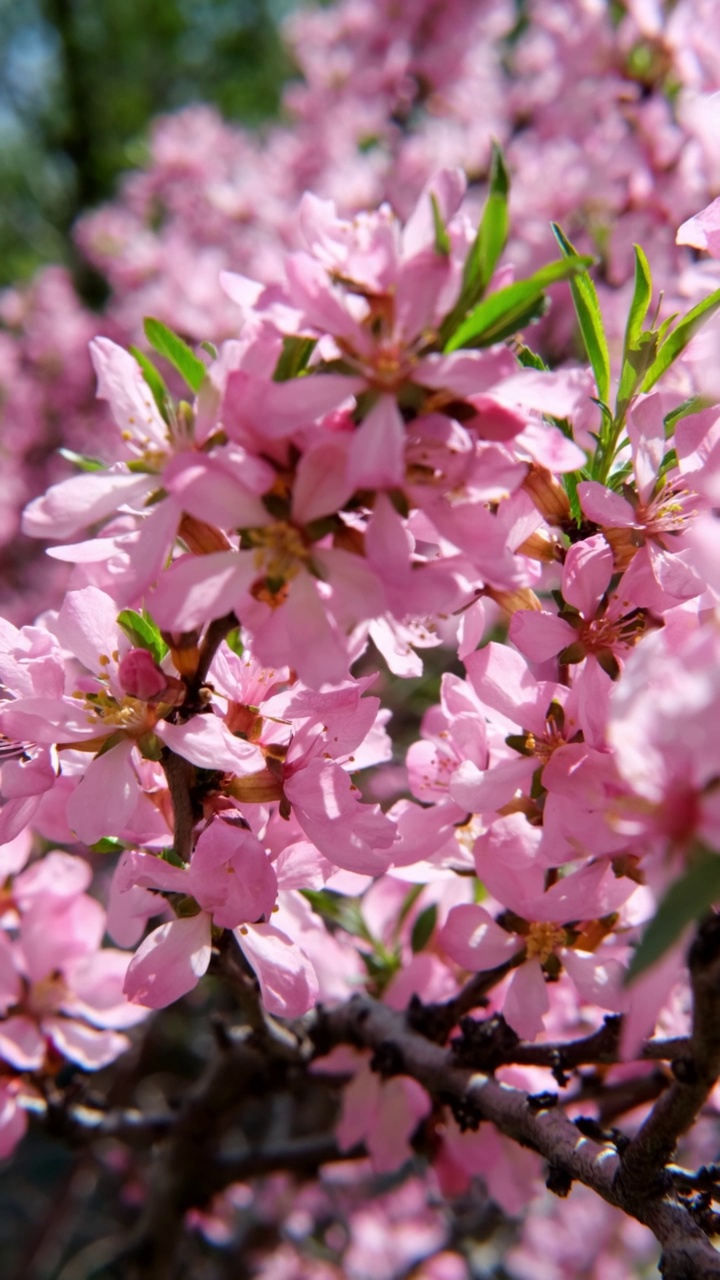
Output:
0 0 297 290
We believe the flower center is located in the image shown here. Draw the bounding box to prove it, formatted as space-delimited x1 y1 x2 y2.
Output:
525 921 566 964
27 970 67 1018
248 522 310 584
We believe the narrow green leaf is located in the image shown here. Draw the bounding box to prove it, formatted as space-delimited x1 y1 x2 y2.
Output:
58 449 105 473
616 331 658 417
301 889 373 943
626 845 720 983
606 461 633 492
437 144 510 346
642 286 720 391
272 335 317 382
397 883 424 930
563 471 584 525
430 193 451 257
551 224 611 405
117 608 168 665
411 903 438 954
616 248 654 412
143 317 206 393
130 345 171 420
444 255 593 353
623 245 653 354
468 141 510 294
664 396 706 434
515 343 548 371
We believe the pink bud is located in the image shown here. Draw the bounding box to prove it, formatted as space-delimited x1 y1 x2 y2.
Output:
117 649 168 701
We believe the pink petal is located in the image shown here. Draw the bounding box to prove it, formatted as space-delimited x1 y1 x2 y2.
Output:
237 923 319 1017
577 480 635 527
439 904 521 971
22 472 152 540
292 439 354 523
371 1076 431 1174
509 611 576 662
90 336 168 446
124 914 212 1008
562 534 613 619
63 950 149 1029
0 1015 45 1070
157 715 264 775
348 396 406 489
150 551 254 632
42 1016 131 1070
0 1085 28 1158
66 739 139 845
450 756 536 814
562 950 626 1013
502 961 548 1040
676 197 720 257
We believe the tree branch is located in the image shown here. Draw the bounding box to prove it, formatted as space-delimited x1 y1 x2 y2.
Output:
617 916 720 1206
316 994 720 1279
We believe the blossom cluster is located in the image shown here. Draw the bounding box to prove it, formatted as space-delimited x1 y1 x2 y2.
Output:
2 140 720 1273
4 0 720 626
3 0 720 1272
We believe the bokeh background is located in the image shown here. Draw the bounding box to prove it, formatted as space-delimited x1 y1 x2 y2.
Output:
0 0 295 290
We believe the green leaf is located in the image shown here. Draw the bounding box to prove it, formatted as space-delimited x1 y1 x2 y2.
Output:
89 837 125 854
626 845 720 983
272 335 317 383
225 627 244 657
397 883 424 931
116 608 168 665
58 449 105 473
444 255 593 353
664 396 707 434
301 889 372 943
130 345 171 421
616 331 658 417
437 144 510 347
430 193 451 257
411 903 438 954
143 317 206 393
551 224 610 405
515 343 548 371
622 245 653 356
465 141 510 295
642 286 720 392
563 470 584 525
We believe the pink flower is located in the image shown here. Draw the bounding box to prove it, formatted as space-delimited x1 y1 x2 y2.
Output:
440 856 633 1040
0 853 148 1072
677 197 720 257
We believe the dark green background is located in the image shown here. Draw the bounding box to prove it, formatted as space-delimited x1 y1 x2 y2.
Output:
0 0 297 289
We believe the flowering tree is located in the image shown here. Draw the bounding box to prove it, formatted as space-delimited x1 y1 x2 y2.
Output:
4 4 720 1279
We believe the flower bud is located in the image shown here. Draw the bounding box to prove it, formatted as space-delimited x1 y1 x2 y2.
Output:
522 464 571 525
117 649 169 701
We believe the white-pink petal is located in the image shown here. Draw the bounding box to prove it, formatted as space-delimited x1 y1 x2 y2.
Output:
43 1016 131 1070
440 904 521 971
124 914 212 1008
237 923 319 1017
502 960 548 1040
348 396 406 489
157 715 264 775
66 739 140 845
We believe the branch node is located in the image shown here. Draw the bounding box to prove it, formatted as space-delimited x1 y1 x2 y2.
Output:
546 1164 573 1197
671 1056 699 1085
370 1040 405 1078
527 1091 558 1113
